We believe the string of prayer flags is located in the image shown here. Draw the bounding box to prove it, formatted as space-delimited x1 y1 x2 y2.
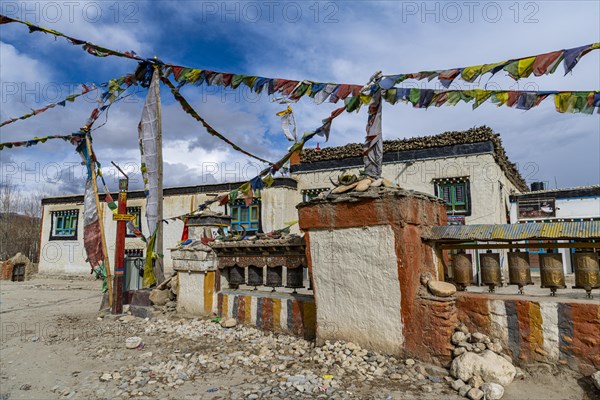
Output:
0 131 86 150
5 14 597 114
388 88 599 114
382 43 600 88
0 84 96 128
0 14 143 62
161 75 274 164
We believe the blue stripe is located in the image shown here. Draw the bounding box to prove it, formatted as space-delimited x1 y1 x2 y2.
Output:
557 303 573 364
505 301 520 360
287 299 294 332
232 296 238 319
256 298 262 327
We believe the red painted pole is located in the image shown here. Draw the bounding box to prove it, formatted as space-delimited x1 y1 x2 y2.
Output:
112 178 127 314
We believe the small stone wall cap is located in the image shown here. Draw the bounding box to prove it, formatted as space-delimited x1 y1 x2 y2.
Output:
428 280 457 297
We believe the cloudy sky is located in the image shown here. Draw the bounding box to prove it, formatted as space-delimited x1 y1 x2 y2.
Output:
1 1 599 196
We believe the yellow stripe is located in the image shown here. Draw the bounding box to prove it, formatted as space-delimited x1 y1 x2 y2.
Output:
222 293 228 318
303 301 317 339
272 298 281 331
529 302 544 352
245 296 252 323
204 271 215 314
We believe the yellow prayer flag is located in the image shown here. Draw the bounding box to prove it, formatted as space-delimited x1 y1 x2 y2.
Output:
517 57 536 78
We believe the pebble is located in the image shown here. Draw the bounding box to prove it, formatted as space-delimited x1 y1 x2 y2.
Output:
458 384 472 397
467 387 484 400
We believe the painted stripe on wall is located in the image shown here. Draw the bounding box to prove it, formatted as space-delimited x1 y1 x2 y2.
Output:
217 293 223 316
557 302 574 365
272 298 281 331
505 300 520 360
256 297 263 327
238 296 246 323
280 298 288 331
245 295 252 324
250 296 257 325
528 302 544 357
303 301 317 339
489 299 508 346
262 298 273 331
287 299 294 332
232 296 239 320
227 294 234 319
540 302 560 362
204 271 215 314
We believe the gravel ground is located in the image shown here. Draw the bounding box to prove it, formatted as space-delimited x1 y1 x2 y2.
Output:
0 278 596 399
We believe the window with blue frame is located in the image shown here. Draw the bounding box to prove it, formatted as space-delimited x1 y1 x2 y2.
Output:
126 206 142 237
50 209 79 240
434 178 471 215
229 201 260 234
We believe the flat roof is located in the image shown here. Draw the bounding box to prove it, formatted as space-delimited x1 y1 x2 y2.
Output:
41 177 298 205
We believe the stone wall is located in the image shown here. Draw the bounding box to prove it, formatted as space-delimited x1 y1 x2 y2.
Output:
0 253 36 281
456 293 600 375
299 187 450 363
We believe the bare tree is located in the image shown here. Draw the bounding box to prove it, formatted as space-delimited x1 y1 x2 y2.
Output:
0 180 42 262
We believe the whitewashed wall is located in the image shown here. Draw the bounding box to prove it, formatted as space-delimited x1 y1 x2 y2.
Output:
294 153 520 226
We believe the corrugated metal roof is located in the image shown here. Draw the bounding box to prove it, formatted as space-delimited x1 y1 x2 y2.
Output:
424 221 600 242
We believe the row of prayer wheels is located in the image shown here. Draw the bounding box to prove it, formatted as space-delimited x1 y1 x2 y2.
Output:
226 265 306 293
453 250 600 298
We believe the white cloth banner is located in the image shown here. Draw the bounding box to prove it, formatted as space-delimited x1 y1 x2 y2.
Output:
138 69 161 235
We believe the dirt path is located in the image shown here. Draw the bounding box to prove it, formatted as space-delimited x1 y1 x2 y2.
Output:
0 278 596 400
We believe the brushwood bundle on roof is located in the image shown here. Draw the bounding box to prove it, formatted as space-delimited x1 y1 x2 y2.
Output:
300 126 528 192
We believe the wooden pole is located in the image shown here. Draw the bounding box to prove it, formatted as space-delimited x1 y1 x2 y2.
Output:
154 67 166 284
85 135 113 306
112 178 127 314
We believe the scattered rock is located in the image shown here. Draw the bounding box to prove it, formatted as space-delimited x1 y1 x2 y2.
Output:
481 382 505 400
467 387 484 400
468 374 483 389
100 373 112 382
471 333 485 343
451 379 465 391
405 359 415 366
220 318 237 328
125 336 143 349
149 289 170 306
458 384 472 397
591 371 600 391
19 384 31 390
428 280 457 297
119 315 137 323
452 331 467 345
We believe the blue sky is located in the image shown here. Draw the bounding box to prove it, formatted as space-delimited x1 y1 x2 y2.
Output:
1 1 599 195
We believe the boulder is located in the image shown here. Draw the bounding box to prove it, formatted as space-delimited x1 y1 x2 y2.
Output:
481 383 505 400
450 350 516 386
149 289 169 306
591 371 600 391
428 280 457 297
220 318 237 328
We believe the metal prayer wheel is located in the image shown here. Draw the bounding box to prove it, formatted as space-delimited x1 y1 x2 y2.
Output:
247 266 263 290
286 267 304 293
540 252 566 296
453 252 473 291
480 250 502 293
508 251 534 294
227 265 245 287
572 252 600 298
266 266 283 292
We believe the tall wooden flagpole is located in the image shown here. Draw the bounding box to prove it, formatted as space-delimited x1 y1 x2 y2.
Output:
85 135 113 306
